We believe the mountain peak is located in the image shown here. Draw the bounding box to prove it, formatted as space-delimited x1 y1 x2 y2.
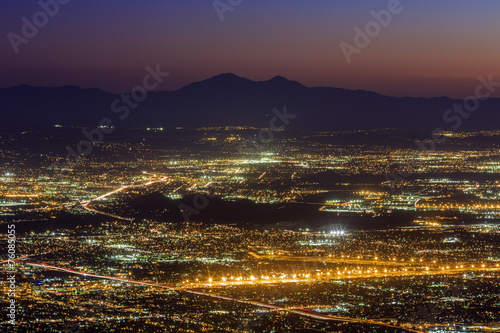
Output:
210 73 244 81
265 75 305 88
179 73 254 92
196 73 253 85
269 75 289 82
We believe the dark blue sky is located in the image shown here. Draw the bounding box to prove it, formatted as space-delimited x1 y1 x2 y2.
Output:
1 0 499 97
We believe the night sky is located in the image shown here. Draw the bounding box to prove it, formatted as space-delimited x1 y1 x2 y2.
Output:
1 0 499 98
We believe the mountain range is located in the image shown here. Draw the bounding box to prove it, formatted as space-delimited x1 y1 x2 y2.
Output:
1 73 499 132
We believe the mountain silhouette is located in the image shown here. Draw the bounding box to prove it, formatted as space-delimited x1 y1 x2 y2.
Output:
1 74 499 132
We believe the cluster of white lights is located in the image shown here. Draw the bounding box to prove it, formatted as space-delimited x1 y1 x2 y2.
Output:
193 262 500 286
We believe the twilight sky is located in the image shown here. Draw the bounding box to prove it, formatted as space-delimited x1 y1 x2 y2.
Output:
1 0 499 98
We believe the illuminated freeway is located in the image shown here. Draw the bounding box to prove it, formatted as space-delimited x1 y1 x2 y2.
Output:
10 260 426 333
80 174 169 220
181 264 500 289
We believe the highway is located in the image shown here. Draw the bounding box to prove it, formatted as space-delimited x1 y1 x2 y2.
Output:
13 259 426 332
184 264 500 289
80 175 169 220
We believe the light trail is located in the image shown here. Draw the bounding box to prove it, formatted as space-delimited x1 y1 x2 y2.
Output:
171 185 183 193
16 260 425 332
81 205 133 221
80 175 169 220
85 175 168 203
92 185 130 201
0 251 54 267
18 261 181 289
